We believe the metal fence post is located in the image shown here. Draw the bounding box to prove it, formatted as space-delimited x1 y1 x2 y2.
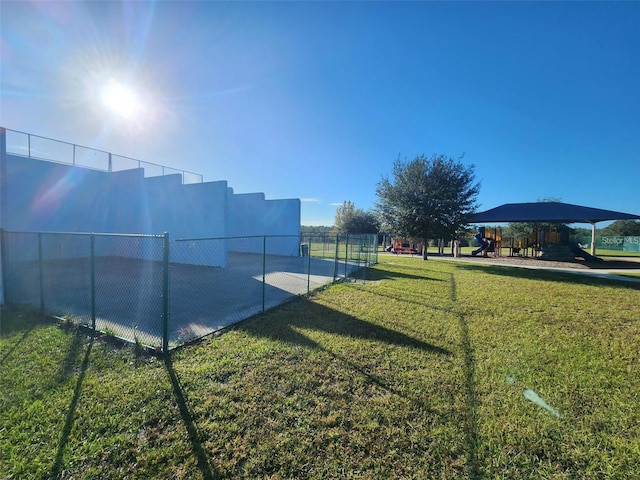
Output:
262 236 266 312
38 232 44 315
162 232 170 353
90 233 96 331
307 236 311 293
333 234 340 281
372 234 376 263
371 234 375 264
358 237 369 284
344 235 349 278
322 233 326 259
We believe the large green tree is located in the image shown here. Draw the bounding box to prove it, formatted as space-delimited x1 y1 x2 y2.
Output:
334 200 379 234
599 219 640 236
376 154 480 259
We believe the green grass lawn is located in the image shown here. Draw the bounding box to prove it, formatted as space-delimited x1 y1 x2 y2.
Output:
594 249 640 258
2 257 639 479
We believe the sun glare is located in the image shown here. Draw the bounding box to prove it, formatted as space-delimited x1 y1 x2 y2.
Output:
100 80 142 119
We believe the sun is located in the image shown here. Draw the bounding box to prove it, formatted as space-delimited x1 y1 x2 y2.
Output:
100 80 143 119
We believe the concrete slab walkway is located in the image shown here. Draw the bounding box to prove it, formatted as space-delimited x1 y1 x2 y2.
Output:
386 252 640 283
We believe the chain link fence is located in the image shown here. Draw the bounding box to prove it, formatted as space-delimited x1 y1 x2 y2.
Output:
1 230 166 348
1 230 377 351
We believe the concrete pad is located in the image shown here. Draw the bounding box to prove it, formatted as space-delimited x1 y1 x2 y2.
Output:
4 253 366 349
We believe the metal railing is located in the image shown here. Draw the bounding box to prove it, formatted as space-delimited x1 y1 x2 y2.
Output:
1 229 377 352
3 128 203 184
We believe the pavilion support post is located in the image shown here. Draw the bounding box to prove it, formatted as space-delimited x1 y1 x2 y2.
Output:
590 222 597 257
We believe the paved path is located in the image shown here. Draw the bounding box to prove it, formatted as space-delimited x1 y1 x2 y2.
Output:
381 252 640 283
445 256 640 283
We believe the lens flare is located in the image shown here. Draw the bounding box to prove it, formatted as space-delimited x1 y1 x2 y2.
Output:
100 80 142 119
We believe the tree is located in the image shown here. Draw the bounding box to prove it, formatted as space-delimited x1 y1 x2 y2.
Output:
301 225 333 235
334 200 379 234
375 154 480 259
599 220 640 237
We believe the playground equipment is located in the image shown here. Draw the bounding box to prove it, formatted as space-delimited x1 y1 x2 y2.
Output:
391 239 420 255
492 225 603 261
472 227 502 257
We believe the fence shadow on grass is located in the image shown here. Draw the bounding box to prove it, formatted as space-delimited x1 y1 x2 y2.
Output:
0 309 46 367
365 265 447 284
242 297 452 357
346 281 455 316
57 326 85 385
455 263 640 290
449 273 481 480
237 298 451 411
164 355 222 480
0 326 35 366
50 337 93 480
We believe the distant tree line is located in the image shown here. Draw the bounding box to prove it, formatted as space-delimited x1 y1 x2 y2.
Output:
301 161 639 256
300 225 333 235
597 220 640 237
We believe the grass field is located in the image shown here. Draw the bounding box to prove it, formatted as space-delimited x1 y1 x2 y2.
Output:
1 257 639 479
593 249 640 258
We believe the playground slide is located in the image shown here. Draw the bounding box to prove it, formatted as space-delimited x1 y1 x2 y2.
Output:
570 243 602 262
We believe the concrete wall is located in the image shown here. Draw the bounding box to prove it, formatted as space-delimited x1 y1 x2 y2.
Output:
1 152 301 270
227 190 301 256
5 154 111 232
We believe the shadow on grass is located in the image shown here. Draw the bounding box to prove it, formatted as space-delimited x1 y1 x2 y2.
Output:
347 281 455 316
50 338 93 479
0 327 35 366
455 263 640 290
164 355 221 480
241 297 451 357
43 331 220 479
580 258 640 270
449 273 481 480
365 265 447 283
0 308 48 366
316 340 439 414
57 327 85 384
237 298 451 409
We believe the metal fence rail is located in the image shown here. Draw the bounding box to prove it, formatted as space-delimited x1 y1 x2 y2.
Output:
4 128 203 184
1 229 377 352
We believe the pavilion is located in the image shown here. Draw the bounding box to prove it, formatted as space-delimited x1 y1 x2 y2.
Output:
470 202 640 256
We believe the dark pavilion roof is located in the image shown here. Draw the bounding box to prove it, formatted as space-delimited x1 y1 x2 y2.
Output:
470 202 640 224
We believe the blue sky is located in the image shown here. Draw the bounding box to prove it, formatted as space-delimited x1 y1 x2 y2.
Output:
2 1 639 225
